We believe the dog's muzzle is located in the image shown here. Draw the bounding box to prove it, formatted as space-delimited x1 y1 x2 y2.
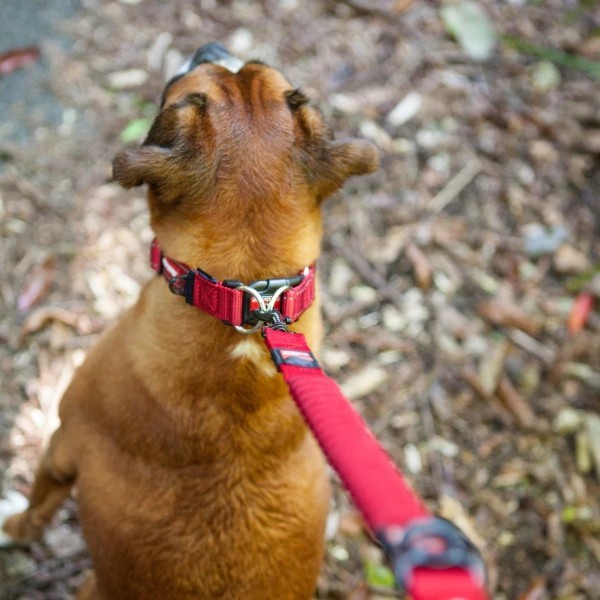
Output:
177 42 244 75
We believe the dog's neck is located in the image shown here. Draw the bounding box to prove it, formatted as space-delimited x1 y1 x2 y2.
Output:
148 189 324 285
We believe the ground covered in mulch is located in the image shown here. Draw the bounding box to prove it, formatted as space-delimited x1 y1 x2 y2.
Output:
1 1 599 598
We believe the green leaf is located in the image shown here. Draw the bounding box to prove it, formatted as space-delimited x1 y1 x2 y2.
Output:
441 1 498 61
120 118 153 144
364 559 396 589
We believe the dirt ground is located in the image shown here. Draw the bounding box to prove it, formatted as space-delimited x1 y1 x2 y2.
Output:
1 1 599 598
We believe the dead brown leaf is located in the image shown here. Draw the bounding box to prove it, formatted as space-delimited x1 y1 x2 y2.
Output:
478 298 541 336
339 510 367 538
495 376 536 429
405 242 432 290
20 306 103 340
478 338 510 396
518 576 548 600
394 0 414 13
461 368 515 426
17 256 57 313
344 582 370 600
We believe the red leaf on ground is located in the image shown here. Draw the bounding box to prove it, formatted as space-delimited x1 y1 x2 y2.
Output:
567 292 594 333
0 47 41 75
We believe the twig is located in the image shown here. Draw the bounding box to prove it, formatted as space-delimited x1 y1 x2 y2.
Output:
428 159 481 213
507 329 556 365
415 376 446 494
328 0 396 19
496 376 536 429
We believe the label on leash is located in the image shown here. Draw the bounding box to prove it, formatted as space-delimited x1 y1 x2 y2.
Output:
270 348 320 370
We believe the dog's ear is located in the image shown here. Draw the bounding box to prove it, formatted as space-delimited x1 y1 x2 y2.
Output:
315 139 379 200
287 94 379 199
113 97 210 192
112 146 176 189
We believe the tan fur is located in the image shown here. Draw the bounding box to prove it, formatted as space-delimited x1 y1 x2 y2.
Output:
3 58 378 599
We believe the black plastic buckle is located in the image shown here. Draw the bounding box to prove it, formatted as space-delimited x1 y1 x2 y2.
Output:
252 310 290 331
168 269 217 306
377 517 485 592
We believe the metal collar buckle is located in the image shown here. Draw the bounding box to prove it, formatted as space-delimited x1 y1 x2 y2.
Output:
233 284 291 334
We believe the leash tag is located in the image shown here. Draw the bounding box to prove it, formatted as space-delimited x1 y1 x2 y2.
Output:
270 348 320 370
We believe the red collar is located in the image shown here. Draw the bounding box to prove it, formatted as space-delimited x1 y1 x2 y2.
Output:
150 239 315 332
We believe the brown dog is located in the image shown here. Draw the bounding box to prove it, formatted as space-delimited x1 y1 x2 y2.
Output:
2 43 378 599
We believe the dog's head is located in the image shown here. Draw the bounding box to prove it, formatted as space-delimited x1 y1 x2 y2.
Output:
113 43 378 277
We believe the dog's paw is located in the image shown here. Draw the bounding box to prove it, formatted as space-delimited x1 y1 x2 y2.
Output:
0 490 29 547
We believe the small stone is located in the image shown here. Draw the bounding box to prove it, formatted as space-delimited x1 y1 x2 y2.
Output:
553 244 590 274
229 28 254 54
387 92 422 127
404 443 423 474
553 407 582 434
529 139 559 164
340 365 388 400
532 61 561 93
107 69 149 90
329 93 361 113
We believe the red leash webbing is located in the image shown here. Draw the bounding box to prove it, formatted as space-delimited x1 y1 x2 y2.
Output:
263 327 428 530
263 328 487 600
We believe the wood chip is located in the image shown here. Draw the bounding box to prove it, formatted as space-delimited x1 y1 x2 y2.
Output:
495 376 536 428
478 337 510 396
340 365 388 400
478 298 541 336
405 242 433 290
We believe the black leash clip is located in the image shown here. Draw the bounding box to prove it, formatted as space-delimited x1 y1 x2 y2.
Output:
252 309 291 331
377 516 486 592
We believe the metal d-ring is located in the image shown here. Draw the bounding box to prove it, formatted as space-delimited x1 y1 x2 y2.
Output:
266 284 290 312
233 283 292 334
234 285 267 334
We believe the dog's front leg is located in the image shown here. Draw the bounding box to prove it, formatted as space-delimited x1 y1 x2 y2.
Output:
2 426 77 543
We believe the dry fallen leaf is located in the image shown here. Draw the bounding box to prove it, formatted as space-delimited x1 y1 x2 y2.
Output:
583 413 600 479
17 255 57 313
495 376 536 429
340 365 388 401
478 298 541 336
20 306 103 340
461 368 515 426
478 338 510 396
344 582 370 600
438 494 486 550
0 46 40 75
339 510 367 538
518 576 548 600
405 242 433 290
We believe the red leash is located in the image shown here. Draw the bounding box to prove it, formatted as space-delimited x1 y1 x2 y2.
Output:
151 241 488 600
263 328 486 600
